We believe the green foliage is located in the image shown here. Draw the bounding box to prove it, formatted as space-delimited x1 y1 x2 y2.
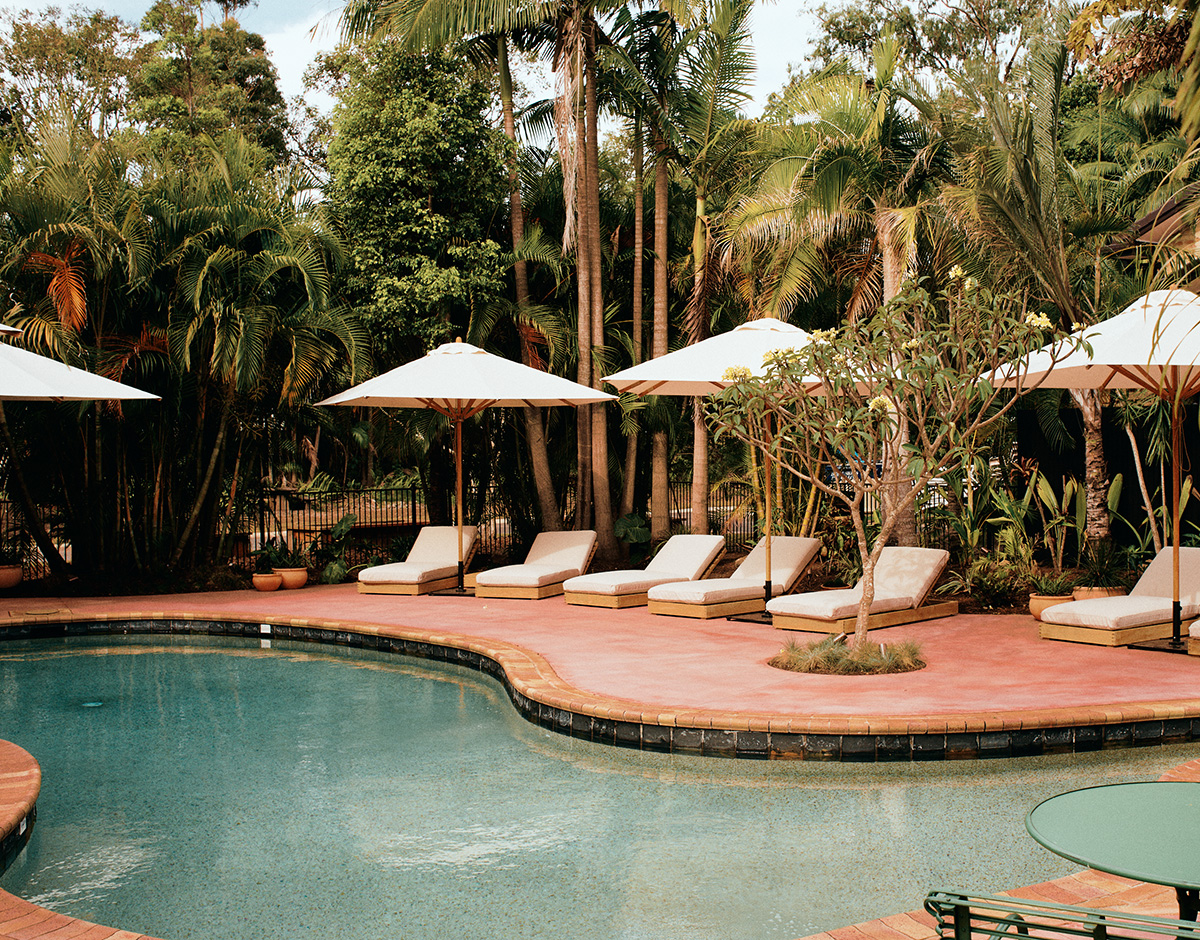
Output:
614 512 651 544
770 635 925 674
131 0 290 161
314 512 360 584
325 42 508 359
937 557 1030 608
1077 539 1137 589
1028 569 1076 596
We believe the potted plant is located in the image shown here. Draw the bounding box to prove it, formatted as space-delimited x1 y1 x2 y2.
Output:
269 538 310 590
250 550 283 592
0 536 22 590
1072 541 1133 601
1028 570 1075 621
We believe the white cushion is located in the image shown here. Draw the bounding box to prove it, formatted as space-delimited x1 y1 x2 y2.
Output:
1132 547 1200 604
564 571 692 596
733 536 822 587
645 534 725 579
649 577 779 605
1042 595 1200 630
357 525 475 585
406 525 477 565
524 530 597 569
358 561 458 585
871 547 949 607
475 564 578 588
767 588 912 620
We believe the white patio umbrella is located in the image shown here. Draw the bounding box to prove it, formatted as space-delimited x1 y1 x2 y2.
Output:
604 318 818 616
318 339 615 592
994 288 1200 648
0 341 159 401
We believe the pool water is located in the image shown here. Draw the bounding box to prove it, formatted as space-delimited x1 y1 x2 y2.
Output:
0 636 1196 940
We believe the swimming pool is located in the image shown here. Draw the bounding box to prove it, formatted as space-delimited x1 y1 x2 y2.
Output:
1 635 1195 940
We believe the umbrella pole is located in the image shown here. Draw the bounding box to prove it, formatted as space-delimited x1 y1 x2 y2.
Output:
763 414 773 609
1172 394 1182 646
456 417 465 592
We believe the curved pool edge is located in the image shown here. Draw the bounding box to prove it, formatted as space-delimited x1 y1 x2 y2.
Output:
1 609 1200 761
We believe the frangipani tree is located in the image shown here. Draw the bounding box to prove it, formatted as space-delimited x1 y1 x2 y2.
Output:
707 277 1082 646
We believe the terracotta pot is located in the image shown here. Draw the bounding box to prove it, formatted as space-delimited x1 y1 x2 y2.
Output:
252 572 283 592
272 567 309 590
1029 593 1072 621
0 565 22 590
1071 586 1126 602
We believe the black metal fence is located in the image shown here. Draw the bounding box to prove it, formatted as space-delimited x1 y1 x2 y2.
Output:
0 476 953 582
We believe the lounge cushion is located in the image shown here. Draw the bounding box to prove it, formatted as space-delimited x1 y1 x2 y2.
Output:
563 534 725 596
728 536 822 587
475 530 597 587
358 561 459 585
476 564 581 588
1041 547 1200 631
647 535 821 605
358 525 477 585
1131 547 1200 603
648 577 774 605
768 588 912 620
767 546 950 619
1042 595 1200 630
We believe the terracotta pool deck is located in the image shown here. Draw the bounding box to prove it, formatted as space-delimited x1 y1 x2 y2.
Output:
0 584 1199 939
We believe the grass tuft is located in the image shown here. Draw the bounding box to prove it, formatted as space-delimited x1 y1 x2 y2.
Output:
769 635 926 675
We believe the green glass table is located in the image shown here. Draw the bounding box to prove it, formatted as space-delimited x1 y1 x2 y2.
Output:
1026 782 1200 921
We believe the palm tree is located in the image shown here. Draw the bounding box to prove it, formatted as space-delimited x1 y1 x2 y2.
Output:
340 0 629 551
725 32 949 544
940 36 1168 544
163 133 366 568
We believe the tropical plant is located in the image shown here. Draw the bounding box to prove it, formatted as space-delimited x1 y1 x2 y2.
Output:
770 634 925 675
1028 569 1076 596
709 278 1081 646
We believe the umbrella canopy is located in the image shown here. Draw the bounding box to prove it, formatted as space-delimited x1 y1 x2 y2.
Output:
603 318 816 396
320 339 615 412
0 342 159 401
318 340 615 592
604 318 818 618
994 289 1200 394
995 288 1200 647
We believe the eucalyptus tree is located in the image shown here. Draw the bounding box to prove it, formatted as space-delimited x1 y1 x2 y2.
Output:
339 0 633 558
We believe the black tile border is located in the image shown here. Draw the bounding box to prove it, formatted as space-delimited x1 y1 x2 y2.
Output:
5 615 1200 762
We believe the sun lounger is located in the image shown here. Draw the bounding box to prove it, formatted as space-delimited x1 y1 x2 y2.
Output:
357 525 478 595
646 536 821 619
1041 547 1200 646
474 530 598 600
767 546 955 632
562 534 726 608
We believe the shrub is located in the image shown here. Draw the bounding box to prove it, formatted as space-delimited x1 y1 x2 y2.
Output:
769 635 925 675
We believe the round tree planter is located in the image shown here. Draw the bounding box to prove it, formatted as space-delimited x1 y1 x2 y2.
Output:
272 568 309 590
1071 586 1126 602
252 572 284 592
1029 593 1072 621
0 566 22 590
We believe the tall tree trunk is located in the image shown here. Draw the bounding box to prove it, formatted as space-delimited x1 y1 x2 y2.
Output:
0 403 70 576
170 384 235 569
585 19 618 561
878 207 918 546
573 68 593 530
1071 387 1111 543
689 192 709 535
620 116 645 521
650 133 671 542
499 34 563 531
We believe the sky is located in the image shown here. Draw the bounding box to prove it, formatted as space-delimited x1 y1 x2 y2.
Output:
16 0 822 118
